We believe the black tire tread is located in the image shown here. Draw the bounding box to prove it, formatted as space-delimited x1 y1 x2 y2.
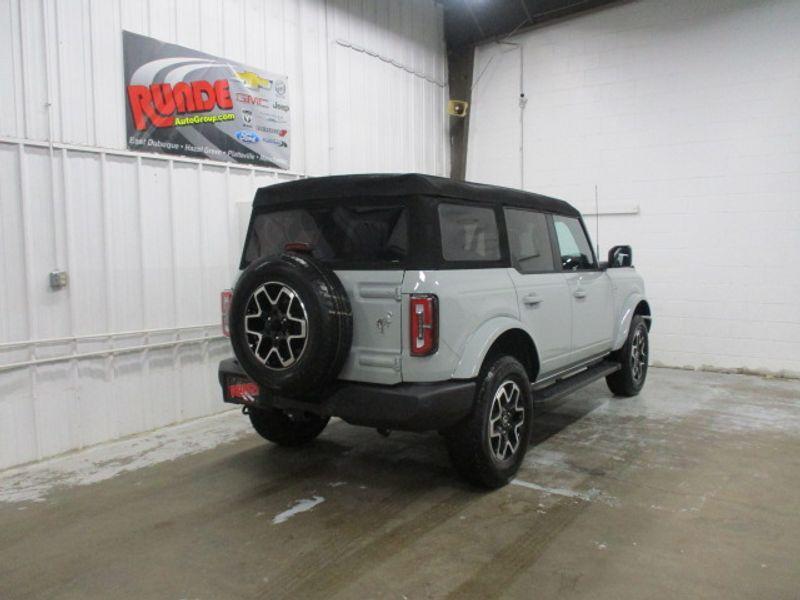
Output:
296 254 353 389
606 314 648 397
445 355 532 489
248 407 329 446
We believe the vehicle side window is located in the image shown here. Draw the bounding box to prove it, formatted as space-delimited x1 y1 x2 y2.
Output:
553 216 596 270
504 208 554 273
438 203 501 262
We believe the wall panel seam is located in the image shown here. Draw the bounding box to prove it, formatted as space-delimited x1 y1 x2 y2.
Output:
333 39 446 87
0 137 305 177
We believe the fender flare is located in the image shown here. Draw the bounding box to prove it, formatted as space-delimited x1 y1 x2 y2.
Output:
451 316 535 379
613 293 649 350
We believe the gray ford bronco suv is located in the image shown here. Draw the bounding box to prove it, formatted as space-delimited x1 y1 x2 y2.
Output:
219 174 651 488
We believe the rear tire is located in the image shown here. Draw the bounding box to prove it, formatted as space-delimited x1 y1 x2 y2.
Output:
606 315 649 397
444 356 533 489
248 406 329 446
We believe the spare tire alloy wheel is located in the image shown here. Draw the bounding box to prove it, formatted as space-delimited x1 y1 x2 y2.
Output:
245 282 308 369
229 253 353 399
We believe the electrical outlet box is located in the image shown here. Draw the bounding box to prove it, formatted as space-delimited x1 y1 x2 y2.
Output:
49 270 68 290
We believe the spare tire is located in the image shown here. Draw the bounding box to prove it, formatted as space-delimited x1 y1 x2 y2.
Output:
228 252 352 398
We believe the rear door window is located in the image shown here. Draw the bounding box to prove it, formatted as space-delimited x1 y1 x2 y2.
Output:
438 203 501 262
504 208 554 273
244 204 408 268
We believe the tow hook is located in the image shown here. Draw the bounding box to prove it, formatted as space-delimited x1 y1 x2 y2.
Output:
377 428 391 437
241 405 250 415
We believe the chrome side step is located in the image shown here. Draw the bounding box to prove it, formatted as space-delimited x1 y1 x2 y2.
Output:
532 361 620 403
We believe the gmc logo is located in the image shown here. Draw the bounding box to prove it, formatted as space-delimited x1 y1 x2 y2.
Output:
235 93 269 107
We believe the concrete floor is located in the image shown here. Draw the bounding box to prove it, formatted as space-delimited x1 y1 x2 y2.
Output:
1 367 798 599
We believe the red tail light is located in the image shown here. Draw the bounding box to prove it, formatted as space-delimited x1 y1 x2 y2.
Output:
410 294 438 356
221 289 233 337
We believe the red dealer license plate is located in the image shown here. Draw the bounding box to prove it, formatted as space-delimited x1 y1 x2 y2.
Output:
227 378 260 404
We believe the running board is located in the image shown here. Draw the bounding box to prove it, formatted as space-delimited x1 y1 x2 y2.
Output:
532 361 620 403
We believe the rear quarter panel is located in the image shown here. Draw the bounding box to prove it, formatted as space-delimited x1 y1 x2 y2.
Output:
401 269 520 383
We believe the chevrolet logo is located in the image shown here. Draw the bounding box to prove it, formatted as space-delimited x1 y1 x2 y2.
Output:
235 71 272 90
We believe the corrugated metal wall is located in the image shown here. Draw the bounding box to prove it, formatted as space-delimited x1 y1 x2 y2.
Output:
0 0 449 470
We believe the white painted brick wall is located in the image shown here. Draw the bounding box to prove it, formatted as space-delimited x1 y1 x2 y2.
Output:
467 0 800 375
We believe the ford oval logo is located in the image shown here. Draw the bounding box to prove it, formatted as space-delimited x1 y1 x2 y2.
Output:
235 130 261 144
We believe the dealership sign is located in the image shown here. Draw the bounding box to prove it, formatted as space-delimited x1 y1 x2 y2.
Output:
123 30 290 169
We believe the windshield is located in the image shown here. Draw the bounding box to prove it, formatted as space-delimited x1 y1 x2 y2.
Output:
243 203 408 268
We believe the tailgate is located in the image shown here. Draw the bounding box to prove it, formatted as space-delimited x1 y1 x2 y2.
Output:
335 270 405 384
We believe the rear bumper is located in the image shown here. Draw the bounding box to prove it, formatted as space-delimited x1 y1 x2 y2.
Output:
218 358 475 432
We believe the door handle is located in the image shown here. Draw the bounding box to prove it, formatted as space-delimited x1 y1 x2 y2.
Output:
523 293 543 306
573 289 587 299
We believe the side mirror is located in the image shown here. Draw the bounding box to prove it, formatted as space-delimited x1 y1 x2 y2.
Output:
608 245 633 268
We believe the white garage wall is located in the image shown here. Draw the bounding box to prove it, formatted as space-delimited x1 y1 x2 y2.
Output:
467 0 800 376
0 0 448 470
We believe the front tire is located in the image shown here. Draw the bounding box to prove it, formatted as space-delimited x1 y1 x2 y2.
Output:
606 314 649 396
444 356 533 489
248 406 329 446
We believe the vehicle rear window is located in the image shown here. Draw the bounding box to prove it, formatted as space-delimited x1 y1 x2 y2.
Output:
243 204 408 267
438 203 501 262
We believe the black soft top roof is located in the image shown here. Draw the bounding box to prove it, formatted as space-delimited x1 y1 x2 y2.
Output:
252 173 580 217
